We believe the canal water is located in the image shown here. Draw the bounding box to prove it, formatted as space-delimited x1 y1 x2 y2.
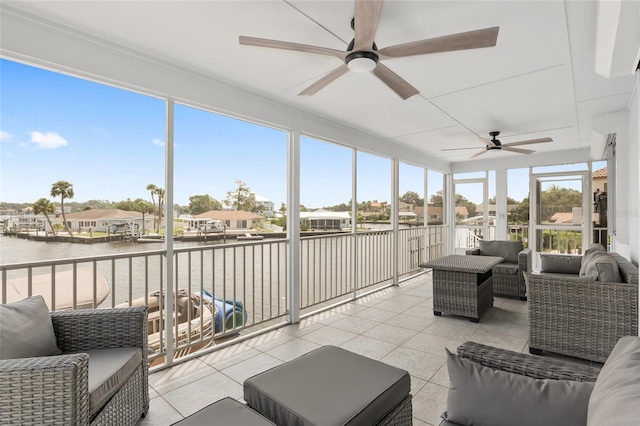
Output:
0 234 202 265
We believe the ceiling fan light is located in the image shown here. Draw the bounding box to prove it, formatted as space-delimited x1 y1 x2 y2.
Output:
346 51 378 73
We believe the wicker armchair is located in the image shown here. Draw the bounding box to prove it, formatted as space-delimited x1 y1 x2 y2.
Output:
440 341 602 426
0 307 149 425
466 240 531 300
526 253 639 363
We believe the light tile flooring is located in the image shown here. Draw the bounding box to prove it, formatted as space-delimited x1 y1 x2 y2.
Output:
138 273 535 426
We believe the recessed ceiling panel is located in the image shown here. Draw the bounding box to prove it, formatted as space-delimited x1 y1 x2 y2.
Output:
430 65 577 145
284 72 458 138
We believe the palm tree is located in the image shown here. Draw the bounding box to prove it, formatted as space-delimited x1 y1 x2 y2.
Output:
32 198 55 235
146 184 158 230
155 188 165 232
50 180 74 237
136 200 153 235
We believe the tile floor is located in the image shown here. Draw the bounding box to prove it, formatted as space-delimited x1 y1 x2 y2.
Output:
137 273 552 425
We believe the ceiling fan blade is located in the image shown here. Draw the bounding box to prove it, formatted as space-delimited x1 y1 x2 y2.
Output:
299 65 349 96
441 147 482 151
502 137 553 147
502 147 535 155
471 150 489 158
378 26 499 59
239 36 346 60
353 0 384 51
371 64 420 100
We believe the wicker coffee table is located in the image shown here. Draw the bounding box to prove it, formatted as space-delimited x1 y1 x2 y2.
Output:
420 254 503 322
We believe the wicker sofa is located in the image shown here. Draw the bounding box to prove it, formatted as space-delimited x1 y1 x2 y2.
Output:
525 251 639 363
466 240 531 300
0 306 149 425
441 337 640 426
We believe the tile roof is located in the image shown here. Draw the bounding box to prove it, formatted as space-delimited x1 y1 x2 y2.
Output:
61 209 143 219
551 212 574 224
592 167 607 178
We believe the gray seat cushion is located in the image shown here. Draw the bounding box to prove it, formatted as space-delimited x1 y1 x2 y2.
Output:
479 240 523 263
493 262 519 275
172 397 276 425
244 345 411 426
587 336 640 426
85 347 142 416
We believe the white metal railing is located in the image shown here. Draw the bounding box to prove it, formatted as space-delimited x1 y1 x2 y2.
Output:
508 225 528 246
455 227 482 249
535 228 585 254
1 226 446 367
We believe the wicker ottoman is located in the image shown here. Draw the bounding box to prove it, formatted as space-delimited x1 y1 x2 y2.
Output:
172 397 276 425
244 345 412 426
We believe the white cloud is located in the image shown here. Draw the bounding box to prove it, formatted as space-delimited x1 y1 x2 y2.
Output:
152 138 165 147
92 127 110 139
30 131 69 149
0 130 13 142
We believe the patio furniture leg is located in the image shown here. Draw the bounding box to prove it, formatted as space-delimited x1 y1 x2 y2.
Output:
529 347 543 355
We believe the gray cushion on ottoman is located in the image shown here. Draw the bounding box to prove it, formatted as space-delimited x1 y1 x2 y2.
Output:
172 397 276 426
244 345 411 426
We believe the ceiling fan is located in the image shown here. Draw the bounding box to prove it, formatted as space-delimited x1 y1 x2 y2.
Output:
442 131 553 158
239 1 499 100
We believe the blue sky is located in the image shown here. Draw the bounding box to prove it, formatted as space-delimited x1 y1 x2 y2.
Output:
1 59 596 209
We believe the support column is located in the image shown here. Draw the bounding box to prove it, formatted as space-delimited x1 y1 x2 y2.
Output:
445 174 455 254
164 100 175 365
495 169 508 240
351 150 358 299
287 130 301 324
391 159 399 285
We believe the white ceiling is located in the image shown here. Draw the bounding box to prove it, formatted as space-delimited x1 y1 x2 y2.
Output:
1 0 637 169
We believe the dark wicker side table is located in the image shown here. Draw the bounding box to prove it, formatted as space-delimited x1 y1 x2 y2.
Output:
420 254 503 322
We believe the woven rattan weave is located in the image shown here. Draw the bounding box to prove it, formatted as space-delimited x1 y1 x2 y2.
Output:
526 253 638 363
0 307 149 425
421 255 503 322
456 341 601 381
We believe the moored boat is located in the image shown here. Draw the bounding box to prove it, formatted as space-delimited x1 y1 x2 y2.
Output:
4 268 109 310
237 233 264 241
119 289 248 362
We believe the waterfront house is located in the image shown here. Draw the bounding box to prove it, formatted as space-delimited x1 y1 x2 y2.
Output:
254 194 275 218
300 210 351 230
49 208 154 233
195 210 265 230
